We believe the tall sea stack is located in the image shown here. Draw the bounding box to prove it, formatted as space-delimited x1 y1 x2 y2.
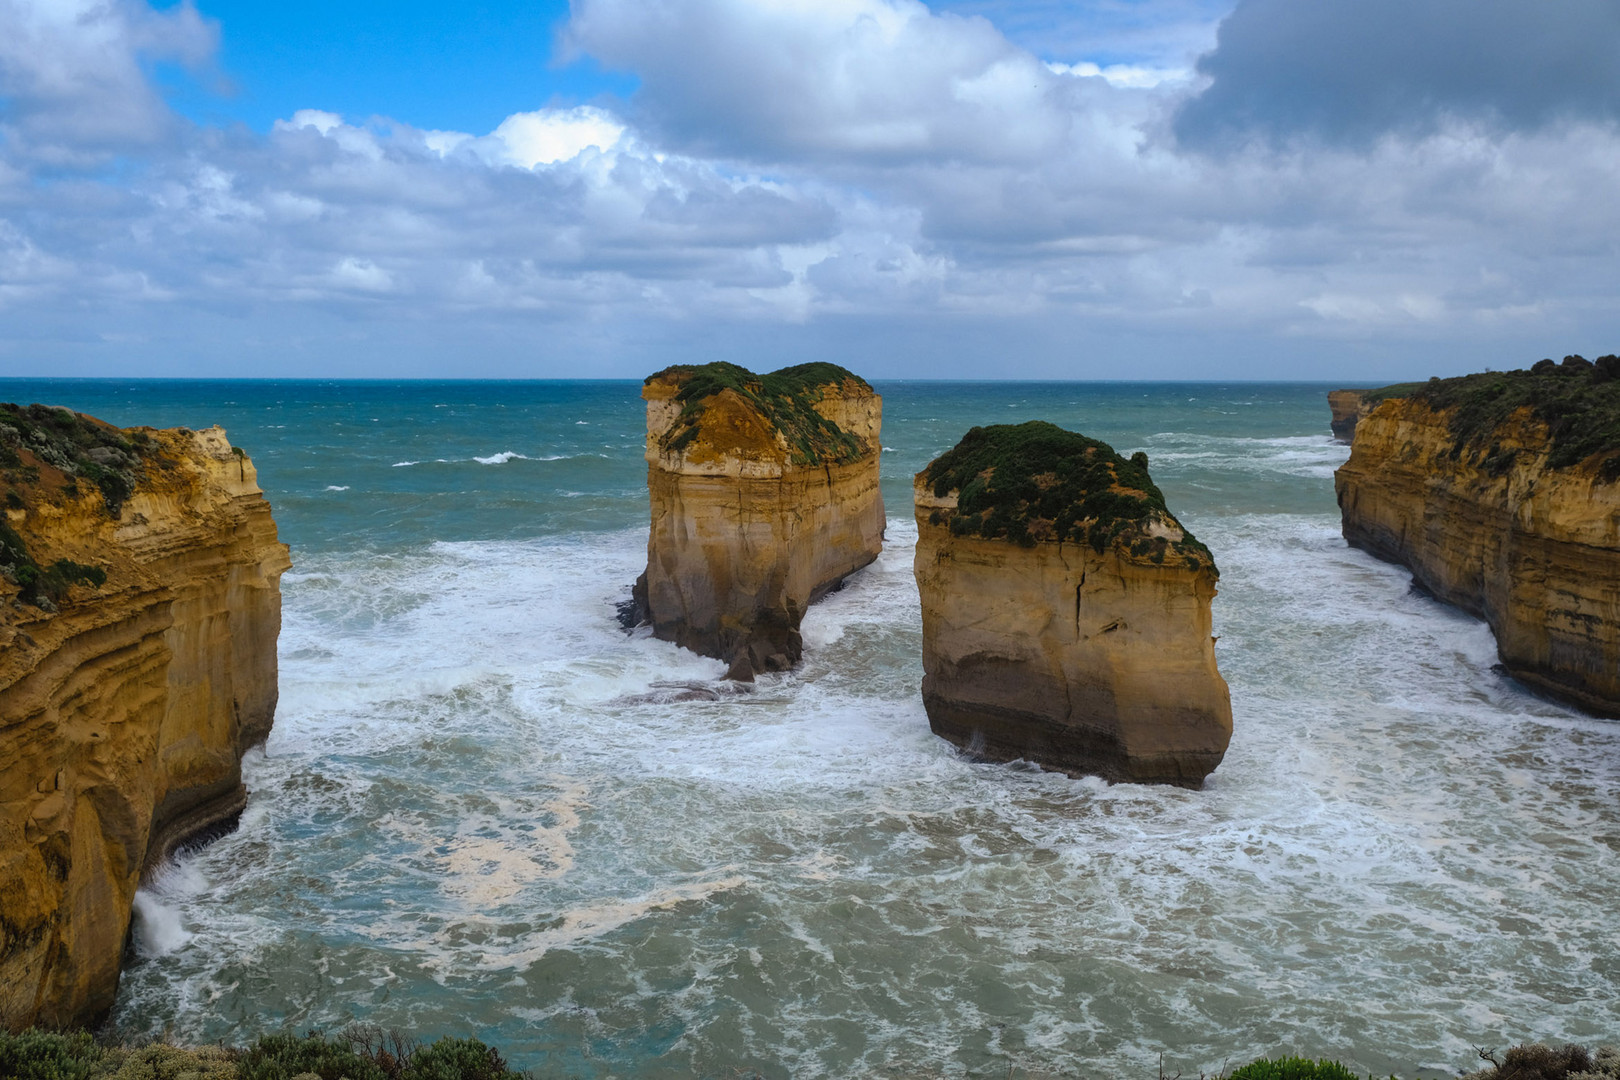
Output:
1335 356 1620 716
626 363 884 680
0 406 290 1030
914 422 1231 787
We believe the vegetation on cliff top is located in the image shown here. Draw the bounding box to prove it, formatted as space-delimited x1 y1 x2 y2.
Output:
0 402 157 516
648 361 872 466
921 420 1214 572
1349 354 1620 476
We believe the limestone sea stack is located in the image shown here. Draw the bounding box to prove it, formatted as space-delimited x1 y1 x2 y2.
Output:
914 421 1231 786
1335 355 1620 716
627 362 884 680
0 405 290 1030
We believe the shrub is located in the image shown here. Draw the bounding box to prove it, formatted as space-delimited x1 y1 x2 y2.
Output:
238 1033 385 1080
0 1028 102 1080
1227 1057 1362 1080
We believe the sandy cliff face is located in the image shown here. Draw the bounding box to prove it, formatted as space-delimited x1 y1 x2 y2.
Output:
913 422 1231 786
0 417 289 1030
1329 390 1372 443
629 364 884 680
1336 395 1620 715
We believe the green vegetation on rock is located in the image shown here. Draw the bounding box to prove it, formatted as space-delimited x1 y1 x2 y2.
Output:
0 403 157 516
649 361 871 466
1350 354 1620 477
0 1028 526 1080
921 420 1214 571
0 519 106 610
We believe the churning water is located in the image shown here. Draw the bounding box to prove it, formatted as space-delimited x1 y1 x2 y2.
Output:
8 380 1618 1078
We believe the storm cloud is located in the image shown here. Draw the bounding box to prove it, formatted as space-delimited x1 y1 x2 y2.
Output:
1177 0 1620 148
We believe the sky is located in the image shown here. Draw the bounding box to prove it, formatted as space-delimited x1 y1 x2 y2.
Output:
0 0 1617 380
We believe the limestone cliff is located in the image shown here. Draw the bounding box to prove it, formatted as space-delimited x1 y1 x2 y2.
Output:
914 421 1231 787
626 362 884 680
1336 356 1620 715
1329 384 1422 443
0 405 289 1031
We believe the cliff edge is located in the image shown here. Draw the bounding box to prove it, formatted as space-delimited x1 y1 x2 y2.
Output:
914 421 1231 787
1335 355 1620 715
626 363 884 680
0 405 290 1030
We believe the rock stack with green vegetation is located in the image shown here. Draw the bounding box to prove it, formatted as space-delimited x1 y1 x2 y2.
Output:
914 420 1231 787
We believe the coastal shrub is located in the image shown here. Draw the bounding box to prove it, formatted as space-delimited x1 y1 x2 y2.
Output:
236 1031 525 1080
0 402 153 515
1226 1057 1361 1080
648 362 870 466
921 420 1214 570
0 1028 102 1080
95 1043 239 1079
1350 356 1620 477
238 1033 386 1080
1460 1042 1618 1080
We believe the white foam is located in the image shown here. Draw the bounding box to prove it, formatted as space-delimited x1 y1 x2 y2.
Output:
474 451 529 465
324 485 350 492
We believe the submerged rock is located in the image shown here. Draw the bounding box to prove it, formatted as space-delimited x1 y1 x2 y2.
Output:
625 362 884 680
1336 357 1620 716
0 408 290 1030
913 421 1231 787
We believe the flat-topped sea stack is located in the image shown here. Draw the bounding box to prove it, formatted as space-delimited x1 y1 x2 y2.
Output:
627 362 884 680
914 421 1231 787
1335 355 1620 716
0 404 290 1030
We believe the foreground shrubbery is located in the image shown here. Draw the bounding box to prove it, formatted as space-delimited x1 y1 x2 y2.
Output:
0 1028 525 1080
3 1031 1615 1080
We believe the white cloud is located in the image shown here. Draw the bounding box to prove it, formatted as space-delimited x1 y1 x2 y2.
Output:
488 106 627 168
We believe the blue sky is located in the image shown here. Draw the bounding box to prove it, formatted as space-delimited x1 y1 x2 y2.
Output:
1 0 1617 379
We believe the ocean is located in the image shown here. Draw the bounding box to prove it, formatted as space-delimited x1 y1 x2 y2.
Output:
7 379 1617 1079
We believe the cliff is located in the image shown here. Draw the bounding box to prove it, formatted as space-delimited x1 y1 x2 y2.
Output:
913 421 1231 787
626 362 884 680
1335 356 1620 715
1328 384 1423 443
0 405 290 1031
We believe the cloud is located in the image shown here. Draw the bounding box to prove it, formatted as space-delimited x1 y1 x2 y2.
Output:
2 0 1620 378
1176 0 1620 148
0 0 217 166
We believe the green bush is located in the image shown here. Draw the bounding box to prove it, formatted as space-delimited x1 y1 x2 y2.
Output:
404 1037 521 1080
1227 1057 1362 1080
238 1033 385 1080
0 1028 103 1080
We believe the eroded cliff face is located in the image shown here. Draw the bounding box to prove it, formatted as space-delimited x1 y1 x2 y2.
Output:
629 363 884 680
1329 390 1372 443
0 416 289 1030
1336 395 1620 715
914 422 1231 787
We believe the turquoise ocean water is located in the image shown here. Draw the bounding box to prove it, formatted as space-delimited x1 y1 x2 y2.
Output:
5 379 1617 1078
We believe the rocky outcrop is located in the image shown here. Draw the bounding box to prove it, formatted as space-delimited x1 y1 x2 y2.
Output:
1335 359 1620 715
0 406 289 1031
913 421 1231 787
1328 390 1371 443
627 363 884 680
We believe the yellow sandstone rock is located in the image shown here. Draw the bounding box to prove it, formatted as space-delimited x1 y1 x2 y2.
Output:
913 422 1231 786
0 410 289 1030
627 363 884 680
1336 381 1620 715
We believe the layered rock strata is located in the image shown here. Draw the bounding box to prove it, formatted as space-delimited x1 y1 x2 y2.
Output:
1335 357 1620 715
914 421 1231 786
0 406 289 1030
627 363 884 680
